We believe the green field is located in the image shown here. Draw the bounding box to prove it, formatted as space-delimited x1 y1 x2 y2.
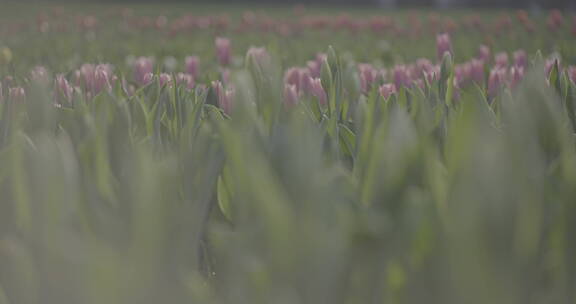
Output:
1 5 576 304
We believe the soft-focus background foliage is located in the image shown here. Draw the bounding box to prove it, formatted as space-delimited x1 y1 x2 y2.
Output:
1 4 576 304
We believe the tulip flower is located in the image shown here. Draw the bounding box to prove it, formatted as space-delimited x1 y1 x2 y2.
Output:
358 63 379 94
509 66 525 88
176 73 195 90
393 65 411 90
212 80 234 115
513 50 527 68
185 56 200 78
307 60 321 78
55 74 73 104
436 33 452 60
134 56 154 86
143 73 154 85
215 37 231 66
488 67 507 97
470 59 485 84
379 83 397 100
159 73 173 87
568 66 576 84
495 52 509 68
478 45 491 63
246 47 271 71
308 77 327 105
283 83 299 107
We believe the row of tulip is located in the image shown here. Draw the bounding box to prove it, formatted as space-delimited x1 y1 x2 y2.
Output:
1 35 575 115
2 8 575 37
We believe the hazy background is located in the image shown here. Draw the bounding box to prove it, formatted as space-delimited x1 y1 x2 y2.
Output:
9 0 576 9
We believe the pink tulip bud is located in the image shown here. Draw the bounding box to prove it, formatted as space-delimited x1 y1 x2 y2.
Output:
283 83 299 107
9 87 25 102
436 33 452 60
93 65 113 95
488 67 507 97
143 72 154 85
306 60 321 78
212 80 234 115
134 56 154 86
176 73 195 89
358 63 378 94
416 58 434 76
284 67 302 91
509 66 525 88
215 37 231 66
454 63 472 87
379 83 397 100
221 68 231 85
308 77 327 105
30 66 50 85
513 50 527 68
470 59 485 84
159 73 172 87
478 45 491 63
185 56 200 78
246 47 270 67
495 52 509 68
55 74 73 104
393 65 411 90
568 66 576 84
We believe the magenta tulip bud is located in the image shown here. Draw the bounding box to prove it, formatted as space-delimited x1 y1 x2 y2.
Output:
478 45 491 63
513 50 527 68
159 73 172 87
134 56 154 86
212 80 234 115
416 58 434 76
176 73 195 90
379 83 397 100
568 66 576 84
308 77 327 105
509 66 525 88
246 47 270 67
393 65 411 90
423 65 440 84
284 83 299 107
215 37 231 66
185 56 200 78
495 52 509 68
454 63 472 87
221 68 231 85
358 63 378 94
470 59 485 84
93 65 113 95
30 66 50 85
436 33 452 60
9 87 25 102
143 73 154 85
307 60 321 78
284 67 302 91
488 67 507 97
55 74 73 104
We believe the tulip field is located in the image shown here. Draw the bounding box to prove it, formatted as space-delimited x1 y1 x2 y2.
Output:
1 4 576 303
